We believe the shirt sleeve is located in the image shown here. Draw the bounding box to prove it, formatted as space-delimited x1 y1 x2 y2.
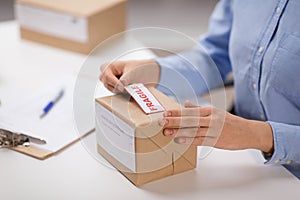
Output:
155 0 233 98
265 121 300 179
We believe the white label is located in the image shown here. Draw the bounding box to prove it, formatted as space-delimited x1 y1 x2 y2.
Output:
15 3 88 43
95 102 136 172
125 84 165 114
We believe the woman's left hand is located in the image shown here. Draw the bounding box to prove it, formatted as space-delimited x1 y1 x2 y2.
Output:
159 101 274 153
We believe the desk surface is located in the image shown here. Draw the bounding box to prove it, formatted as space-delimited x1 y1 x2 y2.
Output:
0 21 299 200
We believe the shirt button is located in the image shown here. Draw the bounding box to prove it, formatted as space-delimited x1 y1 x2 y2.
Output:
258 46 264 54
286 160 292 165
252 83 257 90
275 159 281 164
260 114 265 120
276 7 281 14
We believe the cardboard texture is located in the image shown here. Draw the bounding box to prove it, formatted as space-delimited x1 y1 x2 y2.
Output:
95 88 197 186
16 0 127 54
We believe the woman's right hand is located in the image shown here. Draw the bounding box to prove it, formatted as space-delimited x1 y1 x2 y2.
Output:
99 59 160 93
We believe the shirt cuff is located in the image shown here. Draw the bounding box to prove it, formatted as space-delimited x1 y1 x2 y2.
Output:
263 121 293 165
262 121 300 179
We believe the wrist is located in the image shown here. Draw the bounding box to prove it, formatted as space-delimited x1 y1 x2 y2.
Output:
249 120 274 153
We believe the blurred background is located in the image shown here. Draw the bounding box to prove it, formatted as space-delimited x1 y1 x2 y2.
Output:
0 0 218 52
1 0 231 108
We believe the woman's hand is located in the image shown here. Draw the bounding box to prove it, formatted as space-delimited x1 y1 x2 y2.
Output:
159 101 274 153
99 59 160 93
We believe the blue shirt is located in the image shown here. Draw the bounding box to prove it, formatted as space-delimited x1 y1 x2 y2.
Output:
155 0 300 179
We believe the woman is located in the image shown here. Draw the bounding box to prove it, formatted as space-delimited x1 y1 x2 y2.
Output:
99 0 300 178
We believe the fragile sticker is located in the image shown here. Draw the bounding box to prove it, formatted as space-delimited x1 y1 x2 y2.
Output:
125 83 165 114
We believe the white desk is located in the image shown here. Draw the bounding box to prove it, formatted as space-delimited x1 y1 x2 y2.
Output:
0 21 299 200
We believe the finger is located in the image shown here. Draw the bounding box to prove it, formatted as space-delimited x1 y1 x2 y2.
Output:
159 116 211 128
108 75 127 93
100 63 109 73
104 71 119 87
118 78 128 86
174 136 217 146
164 107 212 117
104 83 118 93
115 70 131 92
184 100 198 108
116 79 125 92
163 127 209 138
174 137 204 145
101 71 124 92
200 107 213 116
119 71 133 88
101 61 125 74
164 108 202 117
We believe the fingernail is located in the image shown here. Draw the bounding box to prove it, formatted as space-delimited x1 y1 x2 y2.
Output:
159 118 168 126
174 137 186 144
164 129 173 136
163 111 172 117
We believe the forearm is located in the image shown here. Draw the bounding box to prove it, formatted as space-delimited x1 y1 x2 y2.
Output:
155 49 224 98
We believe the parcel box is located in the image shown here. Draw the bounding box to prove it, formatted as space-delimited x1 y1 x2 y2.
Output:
95 87 197 186
15 0 126 54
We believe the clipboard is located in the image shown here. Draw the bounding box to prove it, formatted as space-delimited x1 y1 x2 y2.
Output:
0 77 95 159
10 130 93 160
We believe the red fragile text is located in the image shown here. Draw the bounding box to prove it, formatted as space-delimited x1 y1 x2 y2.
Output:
131 85 158 111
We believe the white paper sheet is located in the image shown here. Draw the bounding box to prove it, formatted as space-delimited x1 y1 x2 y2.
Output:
0 77 93 152
95 102 136 172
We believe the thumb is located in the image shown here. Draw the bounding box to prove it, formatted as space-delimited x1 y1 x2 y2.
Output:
119 67 134 88
115 77 129 93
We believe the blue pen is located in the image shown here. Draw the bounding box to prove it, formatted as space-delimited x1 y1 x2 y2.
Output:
40 89 64 119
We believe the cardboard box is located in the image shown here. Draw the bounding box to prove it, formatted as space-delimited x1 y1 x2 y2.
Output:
15 0 127 54
95 87 197 186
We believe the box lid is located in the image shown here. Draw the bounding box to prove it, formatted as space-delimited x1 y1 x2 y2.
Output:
96 87 182 131
17 0 126 17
